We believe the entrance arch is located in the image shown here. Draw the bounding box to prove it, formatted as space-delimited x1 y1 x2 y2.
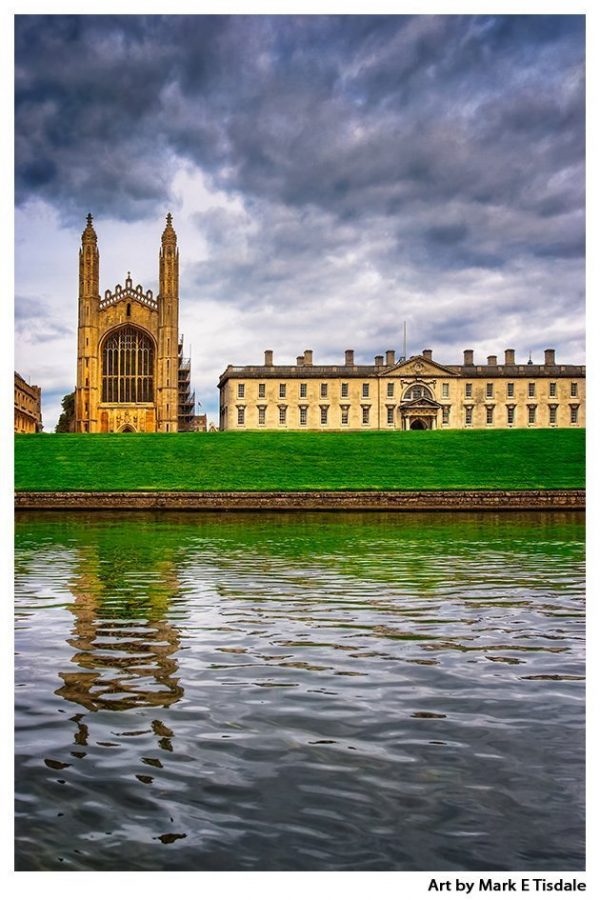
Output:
410 418 428 430
119 424 136 433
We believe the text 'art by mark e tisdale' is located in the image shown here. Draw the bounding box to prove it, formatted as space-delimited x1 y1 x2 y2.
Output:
428 878 586 893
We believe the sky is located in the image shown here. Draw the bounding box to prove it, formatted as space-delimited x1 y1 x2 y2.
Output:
14 13 585 430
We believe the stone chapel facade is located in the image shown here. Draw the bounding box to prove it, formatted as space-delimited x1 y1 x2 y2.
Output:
75 214 194 433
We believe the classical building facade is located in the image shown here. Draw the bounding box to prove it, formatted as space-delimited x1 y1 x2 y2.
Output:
75 214 194 433
14 372 42 433
218 347 585 431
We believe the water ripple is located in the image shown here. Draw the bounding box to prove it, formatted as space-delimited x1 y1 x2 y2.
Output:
15 511 584 871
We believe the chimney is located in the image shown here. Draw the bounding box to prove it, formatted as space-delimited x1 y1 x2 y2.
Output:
264 349 273 366
345 349 354 366
544 348 556 367
375 355 384 367
423 349 433 360
487 355 497 366
464 349 474 366
304 349 313 366
385 350 395 366
504 349 515 366
296 355 305 366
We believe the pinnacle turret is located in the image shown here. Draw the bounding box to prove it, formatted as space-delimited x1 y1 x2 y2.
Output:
161 212 177 244
82 212 97 244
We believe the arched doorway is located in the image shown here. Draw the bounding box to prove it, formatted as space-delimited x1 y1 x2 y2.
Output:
120 424 136 433
410 418 428 430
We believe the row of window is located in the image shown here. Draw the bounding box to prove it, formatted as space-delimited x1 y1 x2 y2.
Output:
236 381 581 400
465 405 579 426
477 382 579 399
238 382 376 400
238 404 376 426
235 404 580 427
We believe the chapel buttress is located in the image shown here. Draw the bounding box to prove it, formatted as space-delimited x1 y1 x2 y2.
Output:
75 214 187 433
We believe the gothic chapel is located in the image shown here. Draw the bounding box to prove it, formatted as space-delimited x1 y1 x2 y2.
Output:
75 214 194 433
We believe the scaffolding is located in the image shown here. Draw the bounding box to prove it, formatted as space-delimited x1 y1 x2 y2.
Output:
178 335 196 432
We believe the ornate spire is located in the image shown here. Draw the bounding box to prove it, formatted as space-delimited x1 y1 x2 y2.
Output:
159 212 178 301
82 212 97 244
161 212 177 244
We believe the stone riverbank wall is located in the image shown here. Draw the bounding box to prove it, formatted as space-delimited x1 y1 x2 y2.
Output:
15 490 585 512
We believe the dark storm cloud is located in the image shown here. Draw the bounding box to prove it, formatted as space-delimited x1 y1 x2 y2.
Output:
16 16 584 236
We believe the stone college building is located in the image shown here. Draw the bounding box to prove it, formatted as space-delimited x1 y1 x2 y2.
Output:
218 347 585 431
75 214 194 432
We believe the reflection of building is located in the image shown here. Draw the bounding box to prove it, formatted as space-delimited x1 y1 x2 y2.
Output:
218 347 586 431
14 372 42 433
57 537 184 712
75 214 193 433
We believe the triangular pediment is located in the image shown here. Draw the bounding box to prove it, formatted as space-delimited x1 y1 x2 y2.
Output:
399 396 443 409
384 355 456 377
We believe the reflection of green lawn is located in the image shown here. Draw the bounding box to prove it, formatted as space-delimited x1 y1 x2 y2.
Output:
15 429 584 491
15 509 585 593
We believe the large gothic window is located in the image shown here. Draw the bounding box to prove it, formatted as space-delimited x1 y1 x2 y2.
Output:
102 327 154 403
403 384 433 401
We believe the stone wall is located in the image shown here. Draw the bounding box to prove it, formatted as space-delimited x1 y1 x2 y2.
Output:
15 490 585 511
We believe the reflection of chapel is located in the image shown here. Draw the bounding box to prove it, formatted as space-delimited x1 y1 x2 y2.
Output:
75 214 194 433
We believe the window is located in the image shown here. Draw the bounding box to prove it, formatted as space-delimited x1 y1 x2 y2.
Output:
300 383 307 398
442 383 449 399
528 383 536 398
320 405 328 426
465 407 473 426
486 383 493 398
570 405 579 425
279 384 287 399
362 383 370 398
507 383 514 398
102 326 154 403
486 406 494 425
299 406 308 426
258 406 266 425
387 383 395 398
279 406 287 425
341 382 349 398
507 405 515 426
404 384 433 401
362 406 370 425
570 383 578 398
549 382 557 398
237 407 245 426
237 383 245 399
465 383 473 398
258 383 266 398
341 405 349 425
442 406 450 425
386 406 394 425
549 405 557 425
528 405 536 425
320 383 328 398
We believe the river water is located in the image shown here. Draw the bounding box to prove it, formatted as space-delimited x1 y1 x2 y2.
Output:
14 511 585 871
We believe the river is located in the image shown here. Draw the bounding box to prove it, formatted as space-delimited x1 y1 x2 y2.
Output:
14 511 585 871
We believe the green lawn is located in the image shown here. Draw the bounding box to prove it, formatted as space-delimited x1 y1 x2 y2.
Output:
14 429 585 492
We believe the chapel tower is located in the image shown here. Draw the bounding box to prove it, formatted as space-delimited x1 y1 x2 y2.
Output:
75 214 183 433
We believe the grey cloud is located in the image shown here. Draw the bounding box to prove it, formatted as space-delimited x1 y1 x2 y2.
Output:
14 15 585 426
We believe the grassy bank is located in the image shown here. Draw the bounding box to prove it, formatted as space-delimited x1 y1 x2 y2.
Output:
14 429 585 492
